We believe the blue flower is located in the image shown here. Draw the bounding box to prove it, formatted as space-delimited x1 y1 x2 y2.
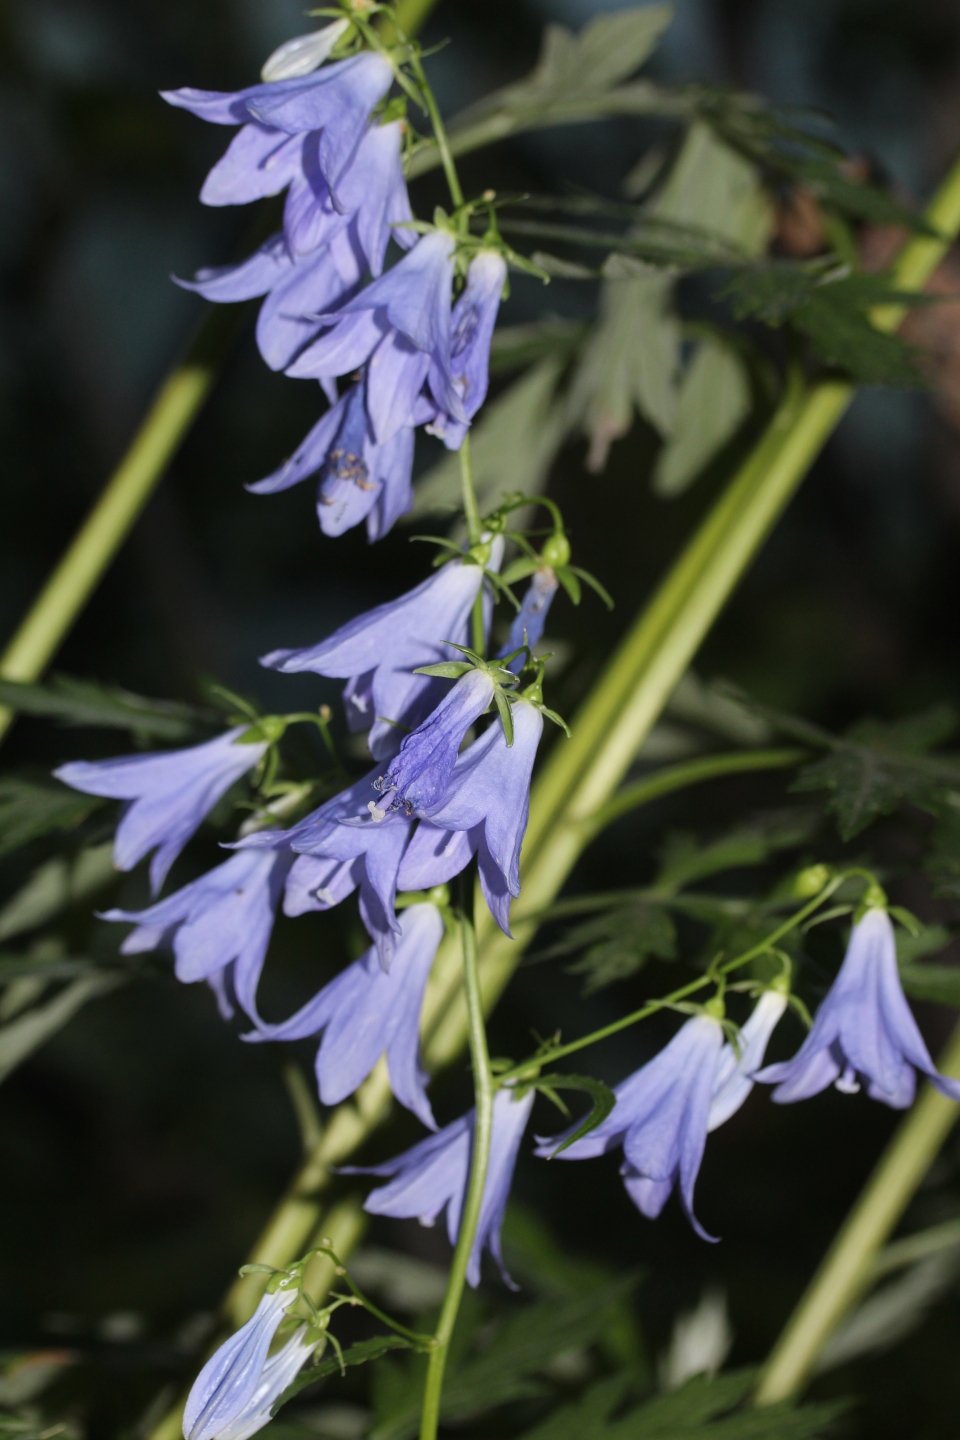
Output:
102 848 292 1023
537 1015 723 1240
238 770 415 966
756 907 960 1108
261 547 501 760
182 1282 317 1440
55 728 267 895
248 377 416 540
286 232 460 442
377 669 497 815
178 120 413 372
499 568 559 673
347 1086 535 1288
707 989 788 1130
413 699 544 934
163 52 394 204
249 902 444 1128
426 250 507 449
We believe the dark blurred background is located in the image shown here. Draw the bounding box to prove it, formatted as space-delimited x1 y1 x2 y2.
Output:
4 1 960 1437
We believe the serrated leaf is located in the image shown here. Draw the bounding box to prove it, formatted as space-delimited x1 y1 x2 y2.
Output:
0 675 211 741
273 1334 413 1412
792 747 947 841
654 811 817 893
720 264 926 386
653 121 773 257
552 901 676 995
0 777 106 858
538 1073 617 1155
567 257 680 470
518 1374 632 1440
412 356 568 519
608 1368 756 1436
652 335 751 497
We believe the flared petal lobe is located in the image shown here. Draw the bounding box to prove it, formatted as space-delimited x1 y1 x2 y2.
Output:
102 849 292 1022
378 669 496 815
249 902 443 1128
756 908 960 1108
536 1015 729 1240
352 1087 534 1287
56 728 266 895
260 548 501 760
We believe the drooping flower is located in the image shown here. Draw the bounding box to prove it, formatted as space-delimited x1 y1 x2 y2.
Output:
706 989 788 1131
499 568 559 673
426 250 507 449
261 547 501 759
162 52 394 205
286 231 461 443
347 1086 535 1287
56 728 267 895
182 1282 317 1440
413 698 544 934
376 669 497 815
177 119 413 371
238 770 415 966
260 20 352 84
249 902 443 1128
102 848 292 1022
248 377 416 540
536 997 786 1240
756 907 960 1108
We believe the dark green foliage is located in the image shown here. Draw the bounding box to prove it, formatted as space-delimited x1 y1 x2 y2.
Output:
536 1073 617 1153
0 776 105 858
370 1277 642 1440
0 674 214 741
273 1335 414 1412
899 964 960 1007
553 901 677 994
786 707 960 840
720 265 928 386
514 1368 845 1440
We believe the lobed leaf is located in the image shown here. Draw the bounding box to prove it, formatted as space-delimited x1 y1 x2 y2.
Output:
0 674 213 741
0 777 106 859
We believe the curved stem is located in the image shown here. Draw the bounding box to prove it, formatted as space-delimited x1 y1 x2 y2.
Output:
409 52 464 211
755 1020 960 1404
419 902 495 1440
583 746 807 835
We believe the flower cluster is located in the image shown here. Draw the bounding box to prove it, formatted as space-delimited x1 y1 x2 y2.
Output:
52 25 960 1435
164 32 506 543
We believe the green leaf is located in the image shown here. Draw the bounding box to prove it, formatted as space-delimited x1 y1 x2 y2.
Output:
0 777 106 858
567 257 680 471
720 264 927 386
895 923 952 966
654 811 818 893
489 319 588 373
518 1375 632 1440
0 843 116 943
651 335 752 497
790 709 960 841
899 963 960 1008
0 972 122 1085
537 1073 617 1155
408 7 673 175
541 900 676 994
412 357 568 519
0 674 212 741
609 1368 756 1436
653 121 773 257
273 1334 413 1412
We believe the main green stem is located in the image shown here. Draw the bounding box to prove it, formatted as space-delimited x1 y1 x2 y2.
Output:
419 907 495 1440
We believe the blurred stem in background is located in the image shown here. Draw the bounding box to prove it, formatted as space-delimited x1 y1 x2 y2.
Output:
0 0 441 748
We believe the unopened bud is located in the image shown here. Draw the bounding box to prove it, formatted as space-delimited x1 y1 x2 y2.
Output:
792 864 830 898
482 189 496 202
261 19 351 82
540 531 570 568
427 884 451 907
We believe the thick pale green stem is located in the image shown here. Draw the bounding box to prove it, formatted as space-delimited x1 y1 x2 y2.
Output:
419 909 495 1440
755 1022 960 1404
0 0 441 752
0 306 241 744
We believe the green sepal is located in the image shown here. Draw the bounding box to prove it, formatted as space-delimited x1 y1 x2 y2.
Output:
413 662 474 679
554 566 581 605
536 1073 617 1157
495 688 516 746
500 557 541 586
567 565 615 610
